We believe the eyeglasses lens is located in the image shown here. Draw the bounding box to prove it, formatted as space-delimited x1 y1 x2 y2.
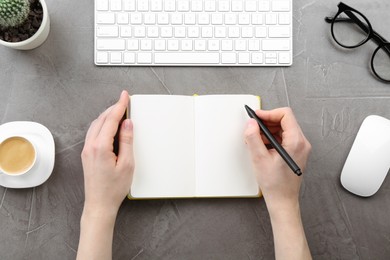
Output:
332 10 370 47
372 45 390 81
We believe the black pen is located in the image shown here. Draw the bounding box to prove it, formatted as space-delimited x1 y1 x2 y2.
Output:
245 105 302 176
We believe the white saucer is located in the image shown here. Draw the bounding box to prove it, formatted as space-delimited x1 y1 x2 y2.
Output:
0 121 55 188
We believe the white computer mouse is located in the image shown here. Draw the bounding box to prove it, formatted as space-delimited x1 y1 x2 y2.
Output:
340 115 390 197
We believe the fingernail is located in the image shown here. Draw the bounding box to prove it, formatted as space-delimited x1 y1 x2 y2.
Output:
124 119 132 130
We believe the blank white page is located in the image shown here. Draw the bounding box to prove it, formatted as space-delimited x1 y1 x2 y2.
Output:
194 95 260 197
130 95 195 198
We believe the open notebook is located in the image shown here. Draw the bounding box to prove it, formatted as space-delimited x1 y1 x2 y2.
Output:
128 95 261 199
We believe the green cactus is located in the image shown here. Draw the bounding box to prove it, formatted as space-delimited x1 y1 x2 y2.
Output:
0 0 30 28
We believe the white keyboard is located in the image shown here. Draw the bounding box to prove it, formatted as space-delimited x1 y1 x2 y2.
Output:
94 0 292 66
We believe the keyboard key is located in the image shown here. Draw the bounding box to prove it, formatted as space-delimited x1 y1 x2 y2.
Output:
198 13 210 24
248 40 260 50
181 39 193 50
221 53 236 64
134 26 146 37
138 0 149 11
147 27 159 37
245 1 257 12
228 27 240 38
202 27 213 38
96 13 115 24
188 27 200 37
110 52 122 63
141 39 152 50
124 52 136 63
238 13 250 25
185 13 196 24
130 13 142 24
208 40 220 50
262 39 290 50
204 0 216 11
96 51 109 63
272 1 290 12
266 58 277 64
171 13 183 24
97 39 125 50
117 13 129 24
255 27 267 37
215 27 226 38
97 26 119 37
225 14 237 25
155 53 219 64
123 0 136 11
258 1 270 11
241 27 253 38
269 26 290 38
265 14 277 25
151 0 163 11
235 39 246 50
204 0 216 12
178 0 190 11
251 14 263 25
211 14 223 24
174 27 186 37
218 0 230 11
232 1 243 12
97 0 109 11
238 52 250 64
120 26 132 37
144 13 156 24
279 13 290 25
265 52 277 58
110 0 121 11
194 40 206 50
161 27 173 37
222 40 233 51
154 39 166 50
164 0 176 11
252 52 263 63
167 40 179 50
278 52 291 64
191 0 203 11
137 53 152 63
157 13 169 24
127 39 139 50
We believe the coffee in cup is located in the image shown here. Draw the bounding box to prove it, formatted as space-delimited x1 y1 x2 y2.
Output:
0 136 36 176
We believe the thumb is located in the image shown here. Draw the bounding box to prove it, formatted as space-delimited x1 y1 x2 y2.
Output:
117 119 134 168
244 119 268 160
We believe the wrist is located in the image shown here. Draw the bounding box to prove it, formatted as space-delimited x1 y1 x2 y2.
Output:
81 204 118 226
266 199 301 223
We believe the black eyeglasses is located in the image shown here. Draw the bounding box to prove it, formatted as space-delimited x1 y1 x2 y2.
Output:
325 2 390 83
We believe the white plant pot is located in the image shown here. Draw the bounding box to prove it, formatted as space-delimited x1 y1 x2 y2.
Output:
0 0 50 50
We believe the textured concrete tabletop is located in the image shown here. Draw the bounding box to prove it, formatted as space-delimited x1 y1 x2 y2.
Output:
1 0 390 259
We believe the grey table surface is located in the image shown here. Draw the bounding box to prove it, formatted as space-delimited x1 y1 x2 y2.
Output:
1 0 390 259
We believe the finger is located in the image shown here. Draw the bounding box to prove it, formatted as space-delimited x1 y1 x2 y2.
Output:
256 107 304 142
255 108 299 131
244 119 269 159
85 104 115 144
260 133 282 145
262 125 282 135
98 91 129 145
117 119 134 170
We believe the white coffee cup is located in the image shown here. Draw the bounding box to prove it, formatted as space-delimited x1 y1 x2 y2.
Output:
0 136 37 176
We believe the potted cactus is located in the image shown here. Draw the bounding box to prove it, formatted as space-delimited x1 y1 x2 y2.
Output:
0 0 50 50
